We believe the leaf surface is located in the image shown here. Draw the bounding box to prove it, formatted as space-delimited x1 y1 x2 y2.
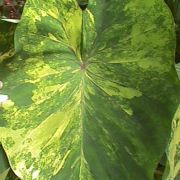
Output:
163 105 180 180
163 65 180 180
0 0 180 179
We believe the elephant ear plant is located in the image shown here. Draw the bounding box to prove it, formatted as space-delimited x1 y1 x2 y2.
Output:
0 0 180 179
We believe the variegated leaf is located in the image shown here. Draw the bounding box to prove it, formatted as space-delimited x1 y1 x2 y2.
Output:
163 105 180 180
163 65 180 179
0 0 180 179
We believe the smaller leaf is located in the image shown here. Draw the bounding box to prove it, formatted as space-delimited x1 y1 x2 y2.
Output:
0 168 10 180
0 146 9 174
163 106 180 179
176 63 180 79
0 81 2 89
0 18 20 23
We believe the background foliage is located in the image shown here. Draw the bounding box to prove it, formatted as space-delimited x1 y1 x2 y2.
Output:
0 0 25 19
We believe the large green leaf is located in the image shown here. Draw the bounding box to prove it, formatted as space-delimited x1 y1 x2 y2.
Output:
0 0 180 179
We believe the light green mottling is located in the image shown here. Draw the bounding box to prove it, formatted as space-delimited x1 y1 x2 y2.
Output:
86 76 142 99
163 106 180 180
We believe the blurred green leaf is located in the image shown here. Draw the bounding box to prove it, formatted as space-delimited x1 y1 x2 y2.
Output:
0 168 9 180
0 146 19 179
0 146 9 174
